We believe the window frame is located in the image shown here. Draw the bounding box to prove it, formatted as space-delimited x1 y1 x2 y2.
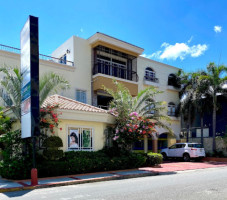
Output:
145 67 156 82
76 89 87 104
67 126 94 151
168 102 176 116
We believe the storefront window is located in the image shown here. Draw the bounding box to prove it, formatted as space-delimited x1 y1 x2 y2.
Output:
68 127 93 150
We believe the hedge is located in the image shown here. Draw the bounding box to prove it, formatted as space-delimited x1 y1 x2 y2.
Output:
0 149 146 180
146 152 163 166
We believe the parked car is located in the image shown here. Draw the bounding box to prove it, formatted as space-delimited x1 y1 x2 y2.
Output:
160 143 205 162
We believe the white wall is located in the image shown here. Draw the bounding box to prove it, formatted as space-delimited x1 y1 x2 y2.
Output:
137 56 181 138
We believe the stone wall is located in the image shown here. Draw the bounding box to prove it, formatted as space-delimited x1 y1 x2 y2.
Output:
189 137 227 156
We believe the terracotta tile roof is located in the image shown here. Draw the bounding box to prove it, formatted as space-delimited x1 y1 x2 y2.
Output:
42 95 108 114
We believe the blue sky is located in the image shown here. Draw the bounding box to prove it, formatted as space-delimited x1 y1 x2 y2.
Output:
0 0 226 72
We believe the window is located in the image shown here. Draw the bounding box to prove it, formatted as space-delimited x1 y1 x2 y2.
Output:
76 90 87 103
96 55 127 79
188 143 203 148
168 102 176 116
168 73 181 88
196 128 209 138
145 67 157 82
68 127 93 150
145 99 155 115
176 144 186 148
59 54 67 64
169 144 176 149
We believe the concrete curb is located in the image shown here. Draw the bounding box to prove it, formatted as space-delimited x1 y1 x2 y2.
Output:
0 171 159 193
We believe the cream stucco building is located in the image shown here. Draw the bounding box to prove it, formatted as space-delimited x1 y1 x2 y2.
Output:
0 32 181 152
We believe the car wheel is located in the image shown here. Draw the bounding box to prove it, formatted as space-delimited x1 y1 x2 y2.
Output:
183 153 190 162
161 153 167 161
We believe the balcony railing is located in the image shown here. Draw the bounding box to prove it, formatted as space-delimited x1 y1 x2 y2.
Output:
93 62 138 82
144 76 159 83
0 44 74 67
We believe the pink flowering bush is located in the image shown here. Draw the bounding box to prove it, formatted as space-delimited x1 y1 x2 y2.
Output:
40 105 62 134
112 112 156 149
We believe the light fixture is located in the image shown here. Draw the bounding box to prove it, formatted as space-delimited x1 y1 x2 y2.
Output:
66 49 70 54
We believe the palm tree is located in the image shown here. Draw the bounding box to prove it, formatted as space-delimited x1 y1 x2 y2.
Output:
199 62 227 152
178 71 196 142
179 70 212 145
104 80 172 152
0 66 70 120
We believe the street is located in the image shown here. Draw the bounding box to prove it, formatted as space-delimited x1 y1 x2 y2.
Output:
1 166 227 200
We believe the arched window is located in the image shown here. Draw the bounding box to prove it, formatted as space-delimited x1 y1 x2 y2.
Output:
168 73 181 88
168 102 176 116
145 67 157 82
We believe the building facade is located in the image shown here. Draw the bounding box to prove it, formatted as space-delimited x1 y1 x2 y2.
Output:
0 32 181 152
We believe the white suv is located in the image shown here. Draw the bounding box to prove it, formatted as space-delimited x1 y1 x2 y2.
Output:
160 143 205 162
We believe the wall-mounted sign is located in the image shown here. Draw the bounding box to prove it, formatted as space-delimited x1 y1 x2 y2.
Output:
21 16 40 138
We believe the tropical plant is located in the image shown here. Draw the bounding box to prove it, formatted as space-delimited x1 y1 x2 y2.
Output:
0 107 12 135
178 71 196 142
199 62 227 151
104 80 172 151
178 70 213 144
0 66 69 120
194 72 212 145
40 105 62 134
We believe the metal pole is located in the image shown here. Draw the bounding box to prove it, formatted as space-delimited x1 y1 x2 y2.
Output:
32 136 36 168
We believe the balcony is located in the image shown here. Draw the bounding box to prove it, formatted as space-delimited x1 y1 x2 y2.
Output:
0 44 74 67
143 76 159 87
92 62 138 96
93 61 138 82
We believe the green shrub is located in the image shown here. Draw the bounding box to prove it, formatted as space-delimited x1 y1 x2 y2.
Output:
213 150 225 158
37 161 68 177
98 146 130 157
0 145 147 179
0 130 33 179
42 136 63 148
42 136 63 160
43 149 64 161
146 152 163 166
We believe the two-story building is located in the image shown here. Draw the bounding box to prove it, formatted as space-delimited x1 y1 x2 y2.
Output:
0 32 181 152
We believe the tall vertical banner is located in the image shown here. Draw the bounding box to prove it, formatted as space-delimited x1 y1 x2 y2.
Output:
21 16 40 138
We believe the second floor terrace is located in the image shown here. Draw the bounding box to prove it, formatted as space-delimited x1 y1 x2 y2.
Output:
0 44 74 67
92 45 138 82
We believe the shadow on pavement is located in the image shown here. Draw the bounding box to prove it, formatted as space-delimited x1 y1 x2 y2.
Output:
2 189 33 198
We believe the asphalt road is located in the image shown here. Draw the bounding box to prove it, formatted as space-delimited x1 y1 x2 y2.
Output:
1 166 227 200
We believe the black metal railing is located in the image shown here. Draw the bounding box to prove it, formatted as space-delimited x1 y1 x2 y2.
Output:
93 62 138 82
144 76 159 83
0 44 74 67
98 105 109 110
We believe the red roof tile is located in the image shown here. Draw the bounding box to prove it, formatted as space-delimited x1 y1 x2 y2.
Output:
42 95 108 114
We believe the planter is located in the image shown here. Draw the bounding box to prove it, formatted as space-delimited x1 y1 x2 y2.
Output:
202 157 227 162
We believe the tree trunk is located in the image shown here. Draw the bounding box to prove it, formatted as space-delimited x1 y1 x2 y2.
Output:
187 104 192 142
201 115 204 146
144 135 148 153
212 102 216 152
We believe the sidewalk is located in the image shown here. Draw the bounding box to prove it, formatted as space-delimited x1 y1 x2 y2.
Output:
1 161 227 193
0 169 158 193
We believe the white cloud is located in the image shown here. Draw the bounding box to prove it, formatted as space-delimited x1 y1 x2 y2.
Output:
214 25 222 33
143 39 208 61
187 36 193 43
80 28 84 33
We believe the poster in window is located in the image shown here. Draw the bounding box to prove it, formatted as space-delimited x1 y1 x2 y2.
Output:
69 129 79 148
82 129 91 148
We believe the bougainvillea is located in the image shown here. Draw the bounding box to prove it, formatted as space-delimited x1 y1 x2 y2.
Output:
112 111 156 148
40 105 62 134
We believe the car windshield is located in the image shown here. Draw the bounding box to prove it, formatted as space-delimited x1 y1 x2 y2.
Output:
188 144 203 148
